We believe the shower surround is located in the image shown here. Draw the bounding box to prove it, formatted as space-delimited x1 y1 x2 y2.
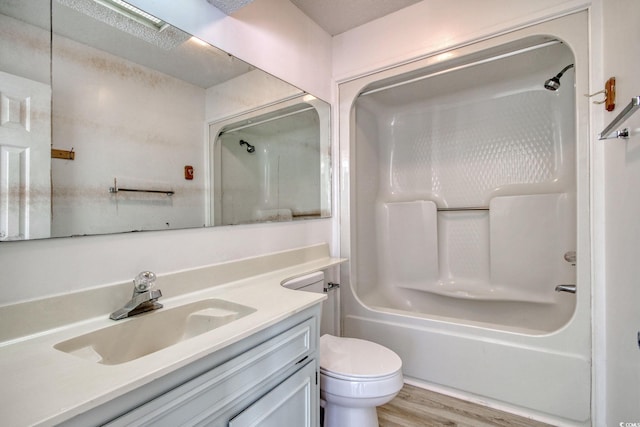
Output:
355 39 577 333
340 14 591 426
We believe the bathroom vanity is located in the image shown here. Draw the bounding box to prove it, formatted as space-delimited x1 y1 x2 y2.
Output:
74 307 320 426
0 244 343 426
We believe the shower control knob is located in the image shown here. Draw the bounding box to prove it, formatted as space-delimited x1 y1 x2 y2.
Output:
564 251 576 265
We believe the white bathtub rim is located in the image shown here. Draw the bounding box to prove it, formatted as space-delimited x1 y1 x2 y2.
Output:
342 272 588 353
344 299 587 356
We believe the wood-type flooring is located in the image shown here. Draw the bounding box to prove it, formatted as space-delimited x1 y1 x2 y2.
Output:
377 384 555 427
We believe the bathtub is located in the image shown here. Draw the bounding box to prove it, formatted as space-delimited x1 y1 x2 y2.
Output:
339 13 591 426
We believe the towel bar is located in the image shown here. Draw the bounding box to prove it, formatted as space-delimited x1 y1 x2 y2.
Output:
109 178 174 196
599 96 640 140
437 207 489 211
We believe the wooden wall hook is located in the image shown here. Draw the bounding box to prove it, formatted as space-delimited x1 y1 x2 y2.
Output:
584 77 616 111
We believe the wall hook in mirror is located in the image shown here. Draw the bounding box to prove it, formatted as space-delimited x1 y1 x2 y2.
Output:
584 77 615 111
51 147 75 160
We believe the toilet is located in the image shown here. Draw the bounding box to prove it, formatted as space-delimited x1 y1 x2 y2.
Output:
283 272 403 427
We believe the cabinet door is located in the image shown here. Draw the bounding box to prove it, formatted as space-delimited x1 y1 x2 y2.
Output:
229 361 317 427
105 318 315 427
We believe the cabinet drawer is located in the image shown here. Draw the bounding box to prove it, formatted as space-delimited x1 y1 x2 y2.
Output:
106 317 316 426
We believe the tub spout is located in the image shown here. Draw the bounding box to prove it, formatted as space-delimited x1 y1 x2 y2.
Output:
555 284 576 294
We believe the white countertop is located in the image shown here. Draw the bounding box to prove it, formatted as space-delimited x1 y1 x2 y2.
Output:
0 244 344 426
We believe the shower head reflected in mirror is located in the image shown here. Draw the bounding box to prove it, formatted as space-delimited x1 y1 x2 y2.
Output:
544 64 574 91
239 139 255 153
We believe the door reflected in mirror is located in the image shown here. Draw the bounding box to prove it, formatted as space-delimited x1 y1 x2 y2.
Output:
0 0 331 241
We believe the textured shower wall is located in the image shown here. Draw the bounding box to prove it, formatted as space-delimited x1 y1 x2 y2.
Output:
386 91 564 206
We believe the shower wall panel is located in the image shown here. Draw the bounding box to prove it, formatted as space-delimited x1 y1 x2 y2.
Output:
385 91 571 206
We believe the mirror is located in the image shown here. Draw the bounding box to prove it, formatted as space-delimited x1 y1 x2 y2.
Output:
212 96 331 226
0 0 331 241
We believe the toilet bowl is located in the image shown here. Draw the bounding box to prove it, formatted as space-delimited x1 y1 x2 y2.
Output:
320 334 403 427
282 272 404 427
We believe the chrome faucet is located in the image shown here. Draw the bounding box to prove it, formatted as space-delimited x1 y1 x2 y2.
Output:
555 251 577 294
110 271 163 320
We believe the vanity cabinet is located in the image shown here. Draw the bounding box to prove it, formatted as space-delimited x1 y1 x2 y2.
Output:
228 361 316 427
62 306 320 427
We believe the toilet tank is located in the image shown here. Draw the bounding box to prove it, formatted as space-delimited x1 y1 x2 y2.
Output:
283 272 339 336
283 271 325 293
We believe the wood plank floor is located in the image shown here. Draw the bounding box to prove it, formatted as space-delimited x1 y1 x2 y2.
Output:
377 384 554 427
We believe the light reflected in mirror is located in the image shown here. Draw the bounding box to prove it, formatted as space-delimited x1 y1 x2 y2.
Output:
0 0 331 241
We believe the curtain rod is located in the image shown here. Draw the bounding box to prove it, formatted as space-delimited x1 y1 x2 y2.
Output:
219 106 315 136
359 40 561 97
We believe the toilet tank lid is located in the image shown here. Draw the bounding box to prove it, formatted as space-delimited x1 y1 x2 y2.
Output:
282 271 324 290
320 335 402 378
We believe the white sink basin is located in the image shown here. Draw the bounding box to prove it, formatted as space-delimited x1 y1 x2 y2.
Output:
54 299 256 365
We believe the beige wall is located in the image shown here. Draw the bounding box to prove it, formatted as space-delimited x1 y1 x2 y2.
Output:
600 0 640 424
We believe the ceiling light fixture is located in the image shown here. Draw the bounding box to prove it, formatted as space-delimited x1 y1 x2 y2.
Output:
93 0 166 29
206 0 256 15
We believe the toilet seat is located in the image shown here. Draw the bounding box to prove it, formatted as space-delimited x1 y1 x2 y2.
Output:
320 367 400 382
319 335 402 379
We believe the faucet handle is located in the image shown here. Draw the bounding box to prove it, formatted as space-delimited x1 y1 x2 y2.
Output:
133 271 157 292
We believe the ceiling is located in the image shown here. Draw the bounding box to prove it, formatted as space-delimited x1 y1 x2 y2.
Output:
289 0 422 35
210 0 423 35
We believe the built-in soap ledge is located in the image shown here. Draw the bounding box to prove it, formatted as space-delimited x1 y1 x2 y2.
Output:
0 243 343 343
400 281 558 304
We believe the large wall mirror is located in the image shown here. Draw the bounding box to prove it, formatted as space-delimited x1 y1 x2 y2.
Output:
0 0 331 241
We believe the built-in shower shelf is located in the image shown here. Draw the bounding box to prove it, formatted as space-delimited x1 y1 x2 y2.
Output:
413 281 556 304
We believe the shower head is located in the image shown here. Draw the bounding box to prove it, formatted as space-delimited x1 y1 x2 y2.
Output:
239 139 255 153
544 64 574 91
